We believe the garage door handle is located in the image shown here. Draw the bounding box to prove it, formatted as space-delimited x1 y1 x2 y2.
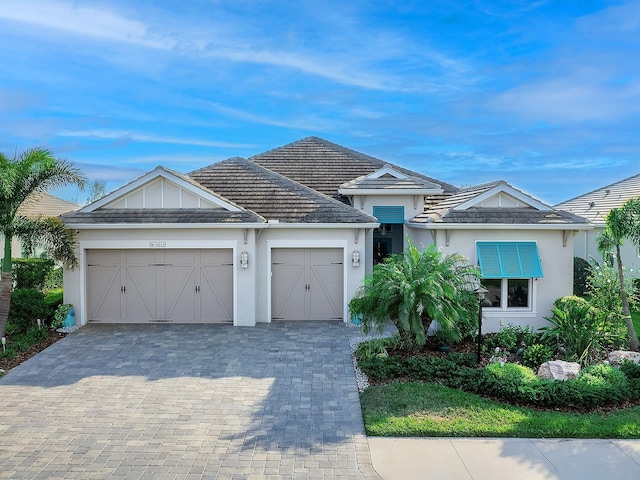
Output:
121 285 126 293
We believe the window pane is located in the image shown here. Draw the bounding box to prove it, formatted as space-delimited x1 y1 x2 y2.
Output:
508 279 529 308
484 278 502 307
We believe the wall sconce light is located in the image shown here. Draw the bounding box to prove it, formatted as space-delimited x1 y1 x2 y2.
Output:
240 251 249 269
352 250 360 267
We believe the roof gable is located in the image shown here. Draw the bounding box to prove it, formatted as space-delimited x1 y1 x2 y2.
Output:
410 180 589 227
83 166 243 213
338 164 443 195
250 136 457 200
453 182 552 211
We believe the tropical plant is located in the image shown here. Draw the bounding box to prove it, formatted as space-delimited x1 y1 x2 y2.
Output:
541 296 625 365
349 239 480 351
0 148 85 339
596 198 640 350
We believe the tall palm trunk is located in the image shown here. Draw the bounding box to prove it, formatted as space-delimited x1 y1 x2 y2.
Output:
616 244 640 351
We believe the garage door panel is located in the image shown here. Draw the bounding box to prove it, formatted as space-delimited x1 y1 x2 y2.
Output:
271 264 305 320
200 264 233 322
310 264 343 320
87 264 122 322
164 265 196 322
125 264 158 321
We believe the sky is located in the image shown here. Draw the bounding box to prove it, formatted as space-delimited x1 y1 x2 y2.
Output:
1 0 639 206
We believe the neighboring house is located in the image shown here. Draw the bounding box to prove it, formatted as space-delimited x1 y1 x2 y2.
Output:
62 137 590 332
555 173 640 275
0 192 79 258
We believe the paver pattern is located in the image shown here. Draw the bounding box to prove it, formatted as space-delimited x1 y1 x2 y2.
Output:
0 322 379 479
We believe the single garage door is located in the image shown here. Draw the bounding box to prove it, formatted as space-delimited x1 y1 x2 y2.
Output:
271 248 343 321
87 249 233 323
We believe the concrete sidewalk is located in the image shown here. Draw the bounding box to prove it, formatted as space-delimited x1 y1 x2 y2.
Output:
369 437 640 480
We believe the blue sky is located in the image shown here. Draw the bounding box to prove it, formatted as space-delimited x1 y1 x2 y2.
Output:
1 0 638 206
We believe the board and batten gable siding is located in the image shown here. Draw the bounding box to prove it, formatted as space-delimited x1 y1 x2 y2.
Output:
102 177 223 210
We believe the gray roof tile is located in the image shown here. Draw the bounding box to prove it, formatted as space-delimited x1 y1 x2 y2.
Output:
250 136 458 200
189 157 377 224
555 173 640 226
62 208 264 224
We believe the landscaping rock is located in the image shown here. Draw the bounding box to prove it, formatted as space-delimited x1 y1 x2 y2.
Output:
608 350 640 365
537 360 580 381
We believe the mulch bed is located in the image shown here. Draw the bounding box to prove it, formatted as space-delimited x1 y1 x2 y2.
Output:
0 330 67 372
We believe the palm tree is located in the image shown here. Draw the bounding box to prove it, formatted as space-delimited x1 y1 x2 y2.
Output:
349 239 480 351
596 198 640 351
0 148 85 338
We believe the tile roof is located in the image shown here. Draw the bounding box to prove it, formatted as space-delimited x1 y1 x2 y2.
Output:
250 136 458 200
411 207 590 225
62 209 264 224
411 181 589 226
554 173 640 226
189 157 377 224
18 192 78 218
339 169 442 192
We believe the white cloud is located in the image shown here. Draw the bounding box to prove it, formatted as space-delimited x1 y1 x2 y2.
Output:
58 129 253 149
0 0 170 49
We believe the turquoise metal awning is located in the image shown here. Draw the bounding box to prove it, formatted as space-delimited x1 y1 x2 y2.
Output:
372 206 405 224
477 242 544 279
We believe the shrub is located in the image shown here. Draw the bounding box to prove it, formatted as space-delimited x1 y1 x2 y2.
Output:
349 240 480 350
541 296 623 365
0 327 50 360
51 303 73 330
573 257 591 297
483 324 540 354
44 266 64 291
521 343 554 369
12 258 55 290
7 288 47 333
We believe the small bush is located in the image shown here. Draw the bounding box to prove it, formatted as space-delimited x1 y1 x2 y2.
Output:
0 327 50 360
12 258 55 290
484 324 540 354
573 257 591 297
7 288 47 333
521 343 554 370
51 303 73 330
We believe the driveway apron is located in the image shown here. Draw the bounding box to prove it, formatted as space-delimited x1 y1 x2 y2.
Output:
0 323 380 479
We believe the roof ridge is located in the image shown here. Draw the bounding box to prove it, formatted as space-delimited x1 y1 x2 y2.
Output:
555 172 640 207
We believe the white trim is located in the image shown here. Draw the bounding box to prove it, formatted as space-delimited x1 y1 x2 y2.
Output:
266 239 349 323
83 167 243 213
410 223 593 231
70 223 268 230
455 184 553 211
338 188 442 196
369 165 409 179
78 239 239 327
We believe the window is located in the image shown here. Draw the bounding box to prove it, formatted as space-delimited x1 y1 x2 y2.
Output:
477 242 541 311
483 278 532 310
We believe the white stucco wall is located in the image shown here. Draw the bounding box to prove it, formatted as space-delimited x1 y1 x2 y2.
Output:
406 227 573 333
574 228 640 277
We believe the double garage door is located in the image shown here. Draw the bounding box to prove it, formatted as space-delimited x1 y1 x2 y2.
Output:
87 249 233 323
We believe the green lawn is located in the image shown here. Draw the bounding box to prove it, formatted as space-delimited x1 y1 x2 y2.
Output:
633 310 640 338
361 382 640 438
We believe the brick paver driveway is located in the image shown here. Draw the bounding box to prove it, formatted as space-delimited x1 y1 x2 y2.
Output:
0 323 379 479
